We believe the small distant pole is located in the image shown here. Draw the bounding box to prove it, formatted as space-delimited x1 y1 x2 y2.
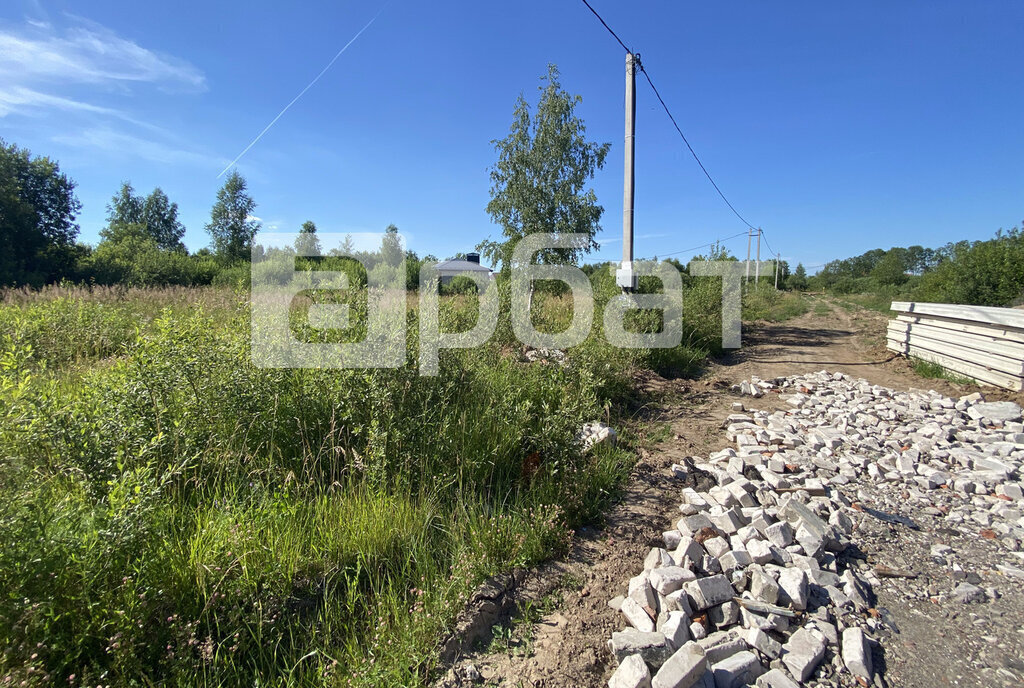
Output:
616 52 638 291
755 228 762 284
745 228 752 285
774 253 780 289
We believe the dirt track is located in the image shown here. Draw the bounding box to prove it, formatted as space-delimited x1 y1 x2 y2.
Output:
437 299 1024 688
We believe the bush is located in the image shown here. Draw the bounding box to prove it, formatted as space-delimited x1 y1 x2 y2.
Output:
913 228 1024 306
440 275 480 295
81 233 219 287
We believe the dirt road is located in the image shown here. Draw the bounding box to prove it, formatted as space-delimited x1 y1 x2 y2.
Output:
437 300 1024 688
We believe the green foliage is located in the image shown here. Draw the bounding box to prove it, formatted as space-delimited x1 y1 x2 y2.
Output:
102 182 186 251
742 286 810 322
810 224 1024 307
913 227 1024 306
788 263 808 291
0 139 82 286
869 250 909 286
84 226 220 286
294 220 322 255
910 357 976 385
440 275 480 296
206 171 260 261
479 64 610 272
0 287 659 686
690 240 738 263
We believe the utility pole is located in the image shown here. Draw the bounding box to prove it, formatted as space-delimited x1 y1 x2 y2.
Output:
616 52 638 291
774 253 779 289
745 228 752 285
755 228 762 284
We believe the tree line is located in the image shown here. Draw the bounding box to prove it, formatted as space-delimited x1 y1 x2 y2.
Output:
0 139 444 289
803 229 1024 306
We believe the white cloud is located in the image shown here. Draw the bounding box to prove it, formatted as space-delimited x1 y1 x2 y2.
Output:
0 19 205 95
0 16 211 166
52 127 226 168
0 85 120 117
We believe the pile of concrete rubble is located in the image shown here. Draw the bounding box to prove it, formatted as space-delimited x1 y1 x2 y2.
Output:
606 371 1023 688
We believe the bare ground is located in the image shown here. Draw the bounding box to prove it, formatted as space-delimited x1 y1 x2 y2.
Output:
436 299 1024 688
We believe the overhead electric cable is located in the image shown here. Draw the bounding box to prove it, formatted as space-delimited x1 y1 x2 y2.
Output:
578 0 763 233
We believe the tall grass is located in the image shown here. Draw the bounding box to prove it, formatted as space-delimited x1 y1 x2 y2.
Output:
741 286 810 322
0 274 724 686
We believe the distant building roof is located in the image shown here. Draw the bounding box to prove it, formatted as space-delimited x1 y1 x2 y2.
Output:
435 259 492 273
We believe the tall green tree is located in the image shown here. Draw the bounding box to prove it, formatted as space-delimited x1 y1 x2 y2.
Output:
789 263 808 291
205 171 260 261
142 188 185 251
102 182 185 251
294 220 321 254
479 64 610 272
0 139 82 285
870 249 909 286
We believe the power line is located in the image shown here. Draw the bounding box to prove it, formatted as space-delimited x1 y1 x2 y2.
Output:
638 67 757 231
640 230 749 260
578 0 759 233
579 0 632 53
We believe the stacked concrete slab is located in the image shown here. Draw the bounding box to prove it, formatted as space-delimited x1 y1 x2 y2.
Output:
887 301 1024 390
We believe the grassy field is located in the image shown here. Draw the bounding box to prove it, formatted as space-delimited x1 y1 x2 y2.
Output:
0 269 749 687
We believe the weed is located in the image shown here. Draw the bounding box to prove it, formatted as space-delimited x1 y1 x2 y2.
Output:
909 357 976 385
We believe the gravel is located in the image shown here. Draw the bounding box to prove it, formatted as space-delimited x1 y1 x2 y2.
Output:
604 371 1024 687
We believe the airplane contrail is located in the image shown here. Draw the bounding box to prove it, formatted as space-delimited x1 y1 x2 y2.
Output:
217 6 387 178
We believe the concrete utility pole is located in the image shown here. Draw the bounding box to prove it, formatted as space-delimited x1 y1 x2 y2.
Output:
616 52 638 291
774 253 779 289
745 228 752 284
755 228 762 284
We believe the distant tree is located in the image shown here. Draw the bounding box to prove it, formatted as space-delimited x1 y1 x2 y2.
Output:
206 171 260 261
870 250 909 286
479 64 610 272
101 181 144 241
142 188 185 251
380 224 403 266
789 263 808 291
0 139 82 285
692 240 738 263
329 233 357 257
102 182 185 251
294 220 322 254
914 226 1024 306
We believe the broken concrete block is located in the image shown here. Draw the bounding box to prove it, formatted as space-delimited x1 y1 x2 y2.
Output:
630 574 659 610
708 601 739 628
776 568 809 611
662 610 691 650
703 537 731 559
746 538 774 565
609 653 653 688
719 550 753 573
743 627 782 659
609 630 673 669
764 522 794 548
621 596 656 632
710 650 764 688
781 627 825 682
651 567 697 596
748 568 779 605
754 668 800 688
841 627 872 680
684 574 735 611
652 641 708 688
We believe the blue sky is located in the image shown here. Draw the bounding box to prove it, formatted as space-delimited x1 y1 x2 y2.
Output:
2 1 1022 270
